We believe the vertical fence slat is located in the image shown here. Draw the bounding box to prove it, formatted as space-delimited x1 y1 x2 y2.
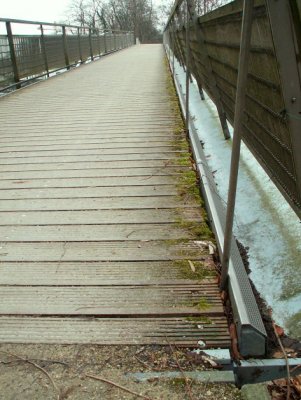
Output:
6 21 20 88
40 25 49 77
62 26 70 69
88 29 94 60
77 27 83 63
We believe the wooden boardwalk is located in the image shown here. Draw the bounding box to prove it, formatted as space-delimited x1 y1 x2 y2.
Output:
0 45 229 348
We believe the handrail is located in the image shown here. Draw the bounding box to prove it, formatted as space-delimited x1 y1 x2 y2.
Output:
165 0 186 29
0 17 133 34
0 17 135 92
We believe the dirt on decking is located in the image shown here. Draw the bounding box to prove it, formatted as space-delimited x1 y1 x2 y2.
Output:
0 344 241 400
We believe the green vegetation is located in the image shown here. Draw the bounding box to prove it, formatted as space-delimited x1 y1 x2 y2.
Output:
174 260 215 281
186 316 213 324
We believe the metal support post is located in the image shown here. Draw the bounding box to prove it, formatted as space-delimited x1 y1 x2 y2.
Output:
77 27 83 63
185 0 191 133
114 31 117 50
186 1 205 100
103 31 107 54
6 21 20 88
40 24 49 77
192 17 230 138
62 26 70 69
97 30 101 56
176 8 188 71
220 0 254 289
88 28 94 60
172 32 175 76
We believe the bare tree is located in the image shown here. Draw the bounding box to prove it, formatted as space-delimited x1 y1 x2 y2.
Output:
66 0 161 42
195 0 231 15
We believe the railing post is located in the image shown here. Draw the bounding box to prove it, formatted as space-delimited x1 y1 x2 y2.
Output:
220 0 255 289
62 26 70 69
40 24 49 78
103 31 108 54
171 29 175 76
186 3 205 100
40 24 49 77
97 30 101 56
89 28 94 60
77 27 83 63
114 31 117 50
6 21 20 88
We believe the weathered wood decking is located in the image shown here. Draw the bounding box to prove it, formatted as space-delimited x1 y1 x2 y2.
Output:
0 45 229 348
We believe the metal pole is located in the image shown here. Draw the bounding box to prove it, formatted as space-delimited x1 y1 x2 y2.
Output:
6 21 20 88
114 31 117 50
62 26 70 70
77 27 83 63
97 30 101 56
171 28 175 76
103 31 107 54
88 28 94 60
220 0 254 289
40 24 49 77
185 0 191 133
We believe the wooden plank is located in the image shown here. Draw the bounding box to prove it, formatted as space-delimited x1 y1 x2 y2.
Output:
0 175 175 189
0 166 184 180
0 142 177 153
0 130 174 142
0 208 200 225
0 240 208 262
0 186 177 200
0 146 181 158
0 153 176 165
0 135 178 147
0 317 230 346
0 160 181 173
0 223 191 241
0 286 223 316
0 137 175 147
0 196 194 211
0 261 212 285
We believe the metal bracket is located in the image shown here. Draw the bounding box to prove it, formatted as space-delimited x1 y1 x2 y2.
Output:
234 359 301 387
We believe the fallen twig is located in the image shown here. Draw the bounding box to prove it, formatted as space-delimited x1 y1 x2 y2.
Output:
272 323 291 400
0 350 60 399
134 355 151 370
86 373 154 400
290 364 301 374
166 339 195 400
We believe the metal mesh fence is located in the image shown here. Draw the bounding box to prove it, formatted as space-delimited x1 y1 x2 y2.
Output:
164 0 301 218
0 18 134 91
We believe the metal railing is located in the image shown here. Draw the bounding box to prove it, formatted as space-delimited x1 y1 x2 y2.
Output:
164 0 300 358
0 18 135 92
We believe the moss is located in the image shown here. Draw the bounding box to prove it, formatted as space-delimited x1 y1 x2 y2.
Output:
170 378 187 388
164 238 190 246
172 156 191 167
196 297 210 310
186 316 213 324
171 140 189 151
174 248 201 259
175 218 213 241
182 296 210 311
174 260 215 281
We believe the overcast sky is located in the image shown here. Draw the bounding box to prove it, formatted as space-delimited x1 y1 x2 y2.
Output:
0 0 163 23
0 0 164 34
0 0 72 22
